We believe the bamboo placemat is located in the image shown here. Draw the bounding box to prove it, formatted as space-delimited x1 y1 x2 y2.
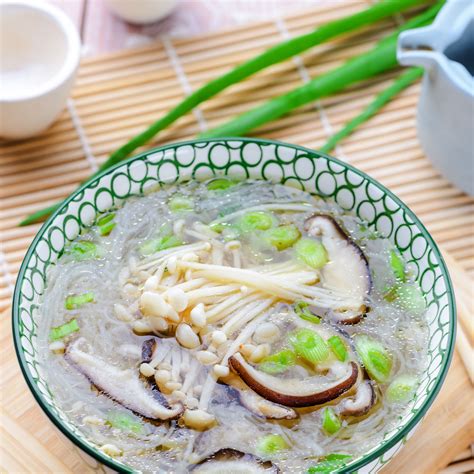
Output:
0 1 473 472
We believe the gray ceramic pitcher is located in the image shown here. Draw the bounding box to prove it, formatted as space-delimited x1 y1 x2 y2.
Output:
397 0 474 195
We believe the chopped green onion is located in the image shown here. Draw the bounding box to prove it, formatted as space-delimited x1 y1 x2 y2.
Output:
139 234 183 257
395 284 426 313
308 454 352 473
256 434 288 455
294 238 328 269
320 67 423 154
238 211 275 232
390 249 406 282
209 222 229 233
294 301 320 324
327 335 348 362
65 292 95 310
259 349 296 374
206 178 236 191
65 241 102 261
264 224 300 251
354 335 392 383
322 407 342 435
386 374 418 403
97 213 116 236
289 328 329 364
106 411 144 434
168 195 194 212
49 319 79 341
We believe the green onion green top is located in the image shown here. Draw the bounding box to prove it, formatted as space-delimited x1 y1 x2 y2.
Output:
322 407 342 435
65 292 95 310
97 213 116 236
206 178 236 191
294 301 321 324
308 454 352 473
49 318 80 341
327 335 348 362
390 249 406 281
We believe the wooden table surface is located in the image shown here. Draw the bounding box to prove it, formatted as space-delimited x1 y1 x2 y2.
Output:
2 1 473 473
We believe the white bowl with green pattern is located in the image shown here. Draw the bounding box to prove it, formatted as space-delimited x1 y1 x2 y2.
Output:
13 138 455 473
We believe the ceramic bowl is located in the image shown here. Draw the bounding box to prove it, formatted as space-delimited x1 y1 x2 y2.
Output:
12 138 455 473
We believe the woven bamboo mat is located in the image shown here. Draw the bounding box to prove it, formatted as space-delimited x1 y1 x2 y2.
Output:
0 1 473 472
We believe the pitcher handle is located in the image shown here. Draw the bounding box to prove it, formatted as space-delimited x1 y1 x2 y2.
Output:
397 26 439 69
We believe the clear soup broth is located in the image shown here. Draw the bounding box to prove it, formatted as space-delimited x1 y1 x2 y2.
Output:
39 180 429 473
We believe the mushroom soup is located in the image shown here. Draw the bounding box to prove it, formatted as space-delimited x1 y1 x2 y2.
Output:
40 179 429 472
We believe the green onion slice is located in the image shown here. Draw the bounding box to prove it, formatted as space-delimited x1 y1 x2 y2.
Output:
168 195 194 212
322 407 342 435
139 234 183 257
294 238 328 269
263 224 300 251
206 178 236 191
389 250 406 281
256 434 288 455
289 328 329 364
294 301 320 324
386 374 418 403
354 335 392 383
49 319 79 341
106 411 144 435
97 213 116 236
308 454 352 473
65 241 102 261
327 335 348 362
259 349 296 374
394 284 426 313
238 211 275 232
65 292 95 310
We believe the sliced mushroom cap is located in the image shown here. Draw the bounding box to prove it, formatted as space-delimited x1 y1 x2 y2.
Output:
338 379 376 417
191 449 279 473
304 214 371 324
141 338 157 363
238 387 298 420
229 352 359 408
65 338 182 420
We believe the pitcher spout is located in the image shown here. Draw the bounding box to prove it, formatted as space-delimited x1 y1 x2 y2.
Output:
397 26 441 70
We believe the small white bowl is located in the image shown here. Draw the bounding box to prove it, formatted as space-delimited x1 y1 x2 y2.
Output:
0 0 81 139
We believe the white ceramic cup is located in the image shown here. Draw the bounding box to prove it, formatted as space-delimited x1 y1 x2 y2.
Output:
0 0 81 140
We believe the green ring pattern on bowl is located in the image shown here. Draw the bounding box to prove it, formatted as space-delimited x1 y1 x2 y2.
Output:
12 138 455 474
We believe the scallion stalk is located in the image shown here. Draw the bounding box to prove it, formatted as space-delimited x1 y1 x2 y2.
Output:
263 224 301 251
259 349 296 374
327 335 348 362
354 334 392 383
294 238 328 269
19 0 435 227
200 4 443 139
320 67 423 153
294 301 321 324
308 454 352 473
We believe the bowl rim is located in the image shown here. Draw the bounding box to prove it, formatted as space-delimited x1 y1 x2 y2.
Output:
12 137 456 473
